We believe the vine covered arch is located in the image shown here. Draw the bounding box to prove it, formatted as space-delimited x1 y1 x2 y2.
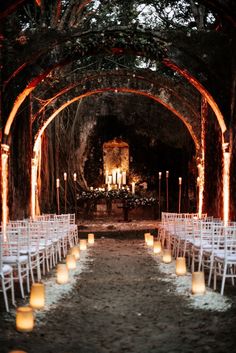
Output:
1 0 235 224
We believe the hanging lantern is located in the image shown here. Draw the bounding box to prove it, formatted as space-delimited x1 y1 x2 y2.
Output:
16 306 34 332
66 254 76 270
29 283 45 309
147 235 154 246
70 246 80 260
88 233 95 244
56 264 69 284
192 271 206 295
176 257 187 276
80 239 87 251
162 249 172 263
153 240 162 254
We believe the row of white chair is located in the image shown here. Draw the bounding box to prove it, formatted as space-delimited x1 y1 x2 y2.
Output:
159 212 236 295
0 213 78 312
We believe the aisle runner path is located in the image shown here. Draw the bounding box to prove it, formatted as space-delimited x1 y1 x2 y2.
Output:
1 238 236 353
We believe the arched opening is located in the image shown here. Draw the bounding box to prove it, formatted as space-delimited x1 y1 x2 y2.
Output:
32 89 197 220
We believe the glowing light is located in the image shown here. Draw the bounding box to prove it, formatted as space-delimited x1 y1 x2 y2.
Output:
31 137 42 219
1 144 10 241
197 163 204 219
223 143 230 225
31 158 37 220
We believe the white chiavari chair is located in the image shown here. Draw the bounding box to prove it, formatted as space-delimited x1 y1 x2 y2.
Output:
0 232 15 312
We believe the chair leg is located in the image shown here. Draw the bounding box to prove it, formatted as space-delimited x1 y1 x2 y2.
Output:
37 257 41 281
11 274 16 306
198 252 203 271
208 257 214 287
2 278 10 312
220 264 227 295
29 257 35 283
26 266 30 293
18 265 25 298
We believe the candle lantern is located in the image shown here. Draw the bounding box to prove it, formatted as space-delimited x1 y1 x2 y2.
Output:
66 254 76 270
144 232 151 244
192 271 206 295
70 246 80 260
56 264 69 284
16 306 34 332
80 239 87 251
88 233 95 244
162 249 172 263
29 283 45 309
176 257 187 276
147 235 154 247
153 240 162 254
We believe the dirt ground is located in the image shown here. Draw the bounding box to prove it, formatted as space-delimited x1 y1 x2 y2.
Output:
1 233 236 353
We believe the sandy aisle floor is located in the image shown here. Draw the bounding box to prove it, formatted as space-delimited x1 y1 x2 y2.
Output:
1 237 236 353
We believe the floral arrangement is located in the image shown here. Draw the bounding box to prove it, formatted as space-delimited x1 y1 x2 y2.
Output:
77 189 157 209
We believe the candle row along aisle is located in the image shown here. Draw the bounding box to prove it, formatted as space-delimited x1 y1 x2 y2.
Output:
15 233 95 335
143 232 231 312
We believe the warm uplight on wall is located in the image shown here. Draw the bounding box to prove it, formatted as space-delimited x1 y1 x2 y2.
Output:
223 143 230 225
29 283 45 309
16 306 34 332
197 162 204 219
1 144 10 241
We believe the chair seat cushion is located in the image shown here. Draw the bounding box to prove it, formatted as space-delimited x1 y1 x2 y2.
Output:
3 255 28 264
1 264 13 275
